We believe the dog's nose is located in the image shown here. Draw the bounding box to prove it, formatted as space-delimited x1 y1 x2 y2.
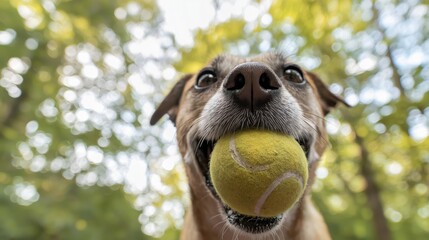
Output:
223 62 281 110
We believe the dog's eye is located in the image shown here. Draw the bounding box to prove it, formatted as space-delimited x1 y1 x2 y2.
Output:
196 70 217 89
284 66 305 84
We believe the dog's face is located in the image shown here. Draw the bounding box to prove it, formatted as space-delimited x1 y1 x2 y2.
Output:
151 53 347 236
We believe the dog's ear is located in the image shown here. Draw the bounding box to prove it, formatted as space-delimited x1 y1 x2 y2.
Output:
306 71 350 115
150 74 193 125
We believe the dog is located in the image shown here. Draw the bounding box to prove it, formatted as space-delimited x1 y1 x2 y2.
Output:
150 52 349 239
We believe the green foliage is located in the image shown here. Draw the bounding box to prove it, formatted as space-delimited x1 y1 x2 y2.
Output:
175 19 247 72
0 178 144 239
0 0 161 238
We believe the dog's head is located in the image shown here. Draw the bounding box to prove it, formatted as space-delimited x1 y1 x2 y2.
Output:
151 53 348 236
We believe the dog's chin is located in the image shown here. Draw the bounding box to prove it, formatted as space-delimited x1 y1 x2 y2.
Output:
191 132 311 234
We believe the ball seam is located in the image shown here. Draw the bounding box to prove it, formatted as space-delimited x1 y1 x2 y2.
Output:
229 134 270 172
254 171 304 216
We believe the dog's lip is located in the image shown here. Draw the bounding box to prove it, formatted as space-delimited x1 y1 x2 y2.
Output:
193 138 218 196
225 206 283 234
192 131 310 233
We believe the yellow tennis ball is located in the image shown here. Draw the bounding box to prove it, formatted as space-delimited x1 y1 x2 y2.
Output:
210 129 308 217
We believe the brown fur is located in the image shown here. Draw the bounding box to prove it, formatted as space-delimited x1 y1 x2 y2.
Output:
151 53 347 239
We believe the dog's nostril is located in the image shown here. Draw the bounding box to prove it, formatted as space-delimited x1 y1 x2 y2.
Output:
226 73 246 91
260 72 279 90
235 74 245 89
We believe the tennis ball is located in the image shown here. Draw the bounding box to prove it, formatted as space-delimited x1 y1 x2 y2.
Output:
209 129 308 217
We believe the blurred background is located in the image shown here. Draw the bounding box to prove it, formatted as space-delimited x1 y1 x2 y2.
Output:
0 0 428 239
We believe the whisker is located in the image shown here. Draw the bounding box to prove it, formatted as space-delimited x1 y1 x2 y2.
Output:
221 222 229 240
212 214 226 229
299 104 340 128
296 107 331 146
302 117 329 146
233 229 239 240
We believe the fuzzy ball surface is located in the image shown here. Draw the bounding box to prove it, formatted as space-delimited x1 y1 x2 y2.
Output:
209 130 308 217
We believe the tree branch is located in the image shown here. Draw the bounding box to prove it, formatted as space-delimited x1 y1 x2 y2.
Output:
371 1 406 97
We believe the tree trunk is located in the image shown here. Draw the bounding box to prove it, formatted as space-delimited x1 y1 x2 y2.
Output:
354 131 392 240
